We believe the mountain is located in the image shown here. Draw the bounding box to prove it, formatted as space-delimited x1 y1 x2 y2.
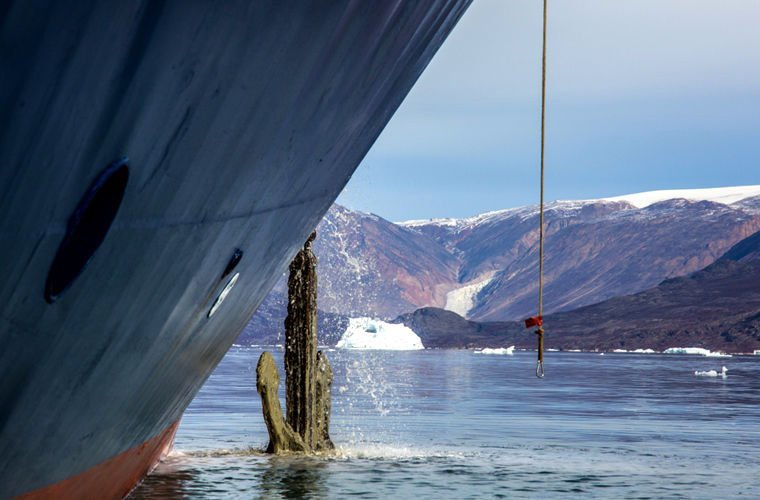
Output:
391 307 522 349
402 187 760 321
394 229 760 353
264 205 460 318
542 228 760 352
242 186 760 344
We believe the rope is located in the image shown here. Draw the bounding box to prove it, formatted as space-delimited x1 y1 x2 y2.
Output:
535 0 548 378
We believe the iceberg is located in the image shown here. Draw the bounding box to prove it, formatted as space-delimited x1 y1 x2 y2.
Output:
474 346 515 355
704 351 732 358
664 347 731 357
336 318 424 350
664 347 712 356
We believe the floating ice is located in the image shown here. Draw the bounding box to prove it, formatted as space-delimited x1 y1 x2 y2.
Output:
664 347 731 357
694 366 728 378
474 346 515 355
704 351 732 358
612 348 657 354
664 347 711 355
336 318 424 350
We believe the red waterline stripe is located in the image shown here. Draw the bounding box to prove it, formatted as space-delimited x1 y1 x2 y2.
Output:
16 420 179 500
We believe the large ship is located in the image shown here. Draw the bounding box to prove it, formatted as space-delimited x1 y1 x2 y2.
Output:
0 1 471 497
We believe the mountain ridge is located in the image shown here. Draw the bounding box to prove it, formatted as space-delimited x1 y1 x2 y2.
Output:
394 228 760 353
243 186 760 344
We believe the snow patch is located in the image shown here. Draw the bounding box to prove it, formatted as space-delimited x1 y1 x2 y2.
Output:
398 185 760 231
444 276 493 318
336 318 424 350
599 185 760 208
400 217 461 228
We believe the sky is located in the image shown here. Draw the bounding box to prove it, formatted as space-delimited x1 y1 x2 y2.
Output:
336 0 760 222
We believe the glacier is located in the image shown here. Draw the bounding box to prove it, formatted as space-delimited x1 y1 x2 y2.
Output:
336 318 424 350
444 275 494 318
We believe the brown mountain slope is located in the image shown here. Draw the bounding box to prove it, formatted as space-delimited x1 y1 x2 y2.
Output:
256 193 760 323
271 205 460 318
461 198 760 321
394 229 760 353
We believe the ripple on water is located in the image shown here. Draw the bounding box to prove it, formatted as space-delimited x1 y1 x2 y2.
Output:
130 349 760 499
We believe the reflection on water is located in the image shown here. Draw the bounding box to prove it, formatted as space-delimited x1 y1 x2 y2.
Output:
259 456 329 498
130 348 760 498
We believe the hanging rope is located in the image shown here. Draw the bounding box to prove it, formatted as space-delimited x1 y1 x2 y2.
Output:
525 0 547 378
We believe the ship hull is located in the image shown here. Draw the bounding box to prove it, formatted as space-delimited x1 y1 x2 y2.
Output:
0 1 470 497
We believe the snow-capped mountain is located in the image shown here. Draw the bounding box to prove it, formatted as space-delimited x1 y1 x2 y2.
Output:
401 187 760 321
253 186 760 326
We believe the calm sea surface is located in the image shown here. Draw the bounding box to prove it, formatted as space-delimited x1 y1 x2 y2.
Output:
130 347 760 498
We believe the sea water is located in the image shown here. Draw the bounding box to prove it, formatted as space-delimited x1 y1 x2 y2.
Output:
130 347 760 498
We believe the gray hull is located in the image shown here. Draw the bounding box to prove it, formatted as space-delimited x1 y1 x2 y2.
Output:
0 1 470 496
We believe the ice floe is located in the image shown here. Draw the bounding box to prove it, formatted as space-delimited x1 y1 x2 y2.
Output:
474 346 515 355
695 366 728 378
664 347 732 357
611 348 658 354
336 318 424 350
704 351 733 358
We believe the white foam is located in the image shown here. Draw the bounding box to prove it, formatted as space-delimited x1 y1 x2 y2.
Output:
336 318 424 350
335 445 465 461
474 346 515 355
